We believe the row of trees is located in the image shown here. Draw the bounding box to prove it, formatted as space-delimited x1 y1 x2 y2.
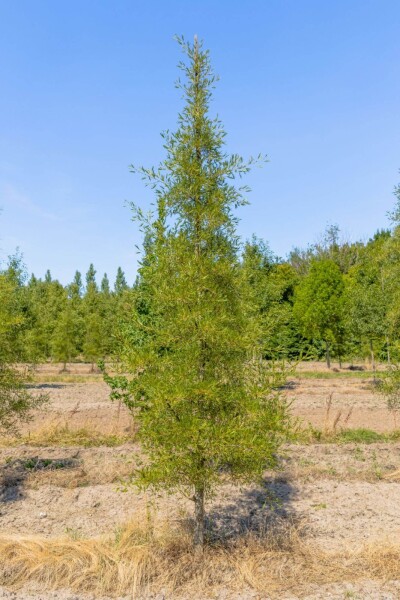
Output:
1 258 132 369
236 215 400 368
3 214 400 370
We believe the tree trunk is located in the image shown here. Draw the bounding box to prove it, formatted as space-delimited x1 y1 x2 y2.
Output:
194 485 205 552
326 341 331 369
370 339 376 374
386 334 391 365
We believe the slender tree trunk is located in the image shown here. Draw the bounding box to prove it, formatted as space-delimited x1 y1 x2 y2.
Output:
369 339 376 374
386 334 391 365
326 341 331 369
194 485 205 552
192 40 206 556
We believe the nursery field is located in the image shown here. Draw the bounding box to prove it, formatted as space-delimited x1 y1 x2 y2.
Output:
1 362 400 599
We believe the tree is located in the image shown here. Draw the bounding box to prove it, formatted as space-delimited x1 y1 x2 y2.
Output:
242 237 300 359
293 259 344 367
114 267 128 294
85 263 97 292
83 312 104 370
376 363 400 426
51 302 80 371
101 273 110 295
71 271 84 298
103 37 290 550
0 272 47 435
344 235 390 370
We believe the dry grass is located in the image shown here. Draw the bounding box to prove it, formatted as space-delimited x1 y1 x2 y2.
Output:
31 374 103 384
0 425 133 448
0 516 399 598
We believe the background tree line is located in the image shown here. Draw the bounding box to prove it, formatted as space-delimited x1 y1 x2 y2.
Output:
0 258 133 370
3 193 400 370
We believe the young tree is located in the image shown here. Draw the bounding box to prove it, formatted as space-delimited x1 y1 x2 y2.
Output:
85 263 97 290
51 302 80 371
101 273 111 295
83 312 105 370
241 237 300 359
71 270 84 298
103 37 290 550
114 267 128 294
293 259 345 367
82 264 100 364
0 272 47 435
344 235 390 370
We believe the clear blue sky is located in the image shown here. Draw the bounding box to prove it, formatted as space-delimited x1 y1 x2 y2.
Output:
1 1 399 285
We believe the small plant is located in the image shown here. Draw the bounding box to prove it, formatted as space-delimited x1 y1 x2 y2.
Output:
322 393 354 436
375 363 400 427
312 502 327 510
337 429 385 444
352 446 365 462
64 527 82 541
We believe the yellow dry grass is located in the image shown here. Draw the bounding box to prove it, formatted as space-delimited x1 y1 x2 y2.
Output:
0 424 133 448
0 516 399 598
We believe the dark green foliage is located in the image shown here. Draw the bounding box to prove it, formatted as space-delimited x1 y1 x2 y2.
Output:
293 259 345 367
4 208 400 368
242 237 301 359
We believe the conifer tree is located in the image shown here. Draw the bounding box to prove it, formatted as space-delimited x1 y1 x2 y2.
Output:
71 271 83 298
114 267 128 294
101 273 110 295
85 264 97 292
82 264 106 366
103 37 290 550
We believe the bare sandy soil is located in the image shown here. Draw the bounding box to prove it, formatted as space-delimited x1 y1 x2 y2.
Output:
1 580 400 600
287 376 394 432
24 370 394 436
1 442 400 545
1 367 400 599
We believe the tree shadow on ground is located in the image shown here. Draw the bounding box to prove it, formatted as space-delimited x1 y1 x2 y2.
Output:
204 475 299 543
27 384 67 390
0 456 80 503
280 379 299 391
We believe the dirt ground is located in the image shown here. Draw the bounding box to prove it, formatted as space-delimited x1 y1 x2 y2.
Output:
288 376 395 432
23 369 395 436
1 364 400 599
